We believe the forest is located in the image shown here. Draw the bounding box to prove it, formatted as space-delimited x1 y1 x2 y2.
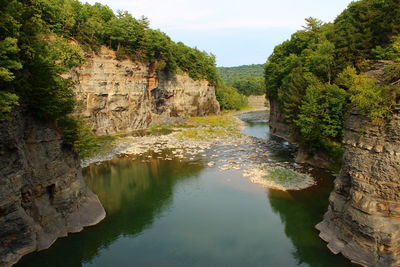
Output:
218 64 265 96
265 0 400 159
218 64 264 84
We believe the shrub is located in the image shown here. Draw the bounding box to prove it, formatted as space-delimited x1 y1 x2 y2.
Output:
216 85 248 110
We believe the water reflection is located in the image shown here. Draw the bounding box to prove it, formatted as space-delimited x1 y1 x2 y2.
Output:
238 111 270 139
16 111 356 267
267 170 354 267
17 157 205 267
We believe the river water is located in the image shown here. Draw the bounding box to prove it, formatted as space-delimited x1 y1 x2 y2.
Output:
17 111 354 267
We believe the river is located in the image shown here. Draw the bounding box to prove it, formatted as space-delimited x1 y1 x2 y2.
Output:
17 111 354 267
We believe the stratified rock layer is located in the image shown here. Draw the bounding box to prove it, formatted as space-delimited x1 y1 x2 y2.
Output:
316 108 400 266
0 111 106 267
71 47 220 136
268 98 291 140
247 95 267 107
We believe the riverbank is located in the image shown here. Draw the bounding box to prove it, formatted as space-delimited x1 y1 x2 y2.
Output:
82 108 317 191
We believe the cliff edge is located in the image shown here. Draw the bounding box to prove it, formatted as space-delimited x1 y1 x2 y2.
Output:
316 105 400 266
70 47 220 136
0 111 106 266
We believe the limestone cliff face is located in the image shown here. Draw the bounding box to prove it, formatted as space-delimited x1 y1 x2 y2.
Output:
268 98 291 140
152 72 220 117
316 107 400 266
247 95 267 107
71 47 220 136
0 111 106 267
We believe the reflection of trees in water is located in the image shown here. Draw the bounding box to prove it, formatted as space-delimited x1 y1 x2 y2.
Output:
267 172 354 267
17 158 204 267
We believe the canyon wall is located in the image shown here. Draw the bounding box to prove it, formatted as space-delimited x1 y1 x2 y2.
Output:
247 95 267 107
0 110 106 267
268 98 291 140
70 47 220 136
316 105 400 267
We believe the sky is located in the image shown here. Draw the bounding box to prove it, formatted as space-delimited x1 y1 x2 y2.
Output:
86 0 354 67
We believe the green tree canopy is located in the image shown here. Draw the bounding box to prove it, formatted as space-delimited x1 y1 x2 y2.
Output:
264 0 400 158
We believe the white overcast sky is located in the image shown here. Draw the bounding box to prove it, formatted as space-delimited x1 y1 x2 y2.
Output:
86 0 354 66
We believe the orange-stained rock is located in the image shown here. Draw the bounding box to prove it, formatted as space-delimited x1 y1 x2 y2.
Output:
67 47 220 136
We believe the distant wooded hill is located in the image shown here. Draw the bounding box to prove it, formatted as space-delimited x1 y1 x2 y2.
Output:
217 64 265 96
218 64 264 85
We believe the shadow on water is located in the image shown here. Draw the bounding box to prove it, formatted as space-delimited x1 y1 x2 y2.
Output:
238 111 295 162
16 157 205 267
267 169 354 267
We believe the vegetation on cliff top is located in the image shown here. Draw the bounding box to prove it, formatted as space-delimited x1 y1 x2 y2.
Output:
0 0 220 120
265 0 400 159
0 0 226 156
216 84 248 110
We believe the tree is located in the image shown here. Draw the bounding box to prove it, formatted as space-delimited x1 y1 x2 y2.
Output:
295 81 346 146
216 85 247 110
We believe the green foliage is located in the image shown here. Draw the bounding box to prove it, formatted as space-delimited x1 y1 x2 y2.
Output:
336 66 397 120
173 42 218 83
332 0 400 66
190 115 237 128
264 0 400 161
384 62 400 83
348 72 395 120
264 167 310 185
216 85 248 110
231 76 265 96
0 37 22 82
279 67 310 123
372 36 400 60
57 116 115 159
107 11 146 53
218 64 264 85
41 0 219 83
0 91 19 120
295 80 347 145
304 40 335 82
16 37 82 120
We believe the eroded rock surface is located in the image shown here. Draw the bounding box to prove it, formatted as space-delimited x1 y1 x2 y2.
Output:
316 109 400 266
268 98 291 140
71 47 219 136
0 111 105 266
247 95 267 107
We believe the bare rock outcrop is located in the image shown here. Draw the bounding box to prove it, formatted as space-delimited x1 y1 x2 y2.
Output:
247 95 267 107
152 72 220 117
0 111 106 266
268 98 291 140
316 108 400 266
70 47 220 136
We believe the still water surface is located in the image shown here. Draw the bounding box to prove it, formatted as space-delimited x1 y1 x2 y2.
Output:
17 111 354 267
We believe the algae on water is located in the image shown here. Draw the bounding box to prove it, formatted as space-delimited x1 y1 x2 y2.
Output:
244 166 315 191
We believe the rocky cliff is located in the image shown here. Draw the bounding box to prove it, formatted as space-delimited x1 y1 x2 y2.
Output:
247 95 267 107
70 47 220 136
268 98 291 140
0 110 106 266
316 105 400 266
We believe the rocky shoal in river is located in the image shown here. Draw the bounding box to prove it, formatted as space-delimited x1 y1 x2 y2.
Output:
82 115 318 191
